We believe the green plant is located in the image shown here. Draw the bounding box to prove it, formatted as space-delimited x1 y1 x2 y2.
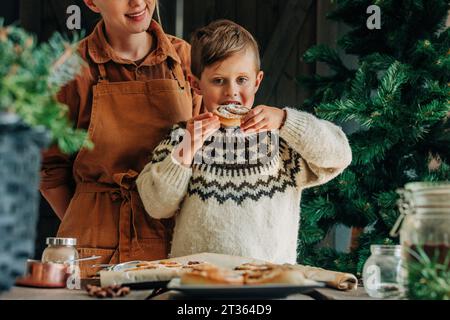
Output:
406 246 450 300
0 19 92 154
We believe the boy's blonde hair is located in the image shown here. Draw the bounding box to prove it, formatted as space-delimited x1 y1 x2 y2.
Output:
190 20 261 79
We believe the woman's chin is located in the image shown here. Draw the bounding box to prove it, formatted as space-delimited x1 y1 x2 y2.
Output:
125 12 151 31
127 23 151 34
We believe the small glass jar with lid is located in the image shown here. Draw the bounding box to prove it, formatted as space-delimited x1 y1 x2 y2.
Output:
362 245 405 299
41 237 78 267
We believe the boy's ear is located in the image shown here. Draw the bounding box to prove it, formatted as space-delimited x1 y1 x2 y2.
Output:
83 0 101 13
254 70 264 93
188 75 202 95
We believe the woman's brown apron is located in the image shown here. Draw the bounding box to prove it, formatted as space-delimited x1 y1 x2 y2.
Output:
57 61 193 277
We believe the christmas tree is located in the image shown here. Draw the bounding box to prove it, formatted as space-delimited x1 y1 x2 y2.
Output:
297 0 450 276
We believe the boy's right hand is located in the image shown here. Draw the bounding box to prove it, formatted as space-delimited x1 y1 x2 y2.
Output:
186 112 221 154
174 112 220 167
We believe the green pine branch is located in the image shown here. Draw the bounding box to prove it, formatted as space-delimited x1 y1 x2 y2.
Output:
0 20 92 154
406 246 450 300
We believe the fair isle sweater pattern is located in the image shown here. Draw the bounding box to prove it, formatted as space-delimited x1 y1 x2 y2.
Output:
150 127 302 205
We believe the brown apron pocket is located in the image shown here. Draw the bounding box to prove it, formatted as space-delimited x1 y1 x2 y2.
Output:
77 247 116 279
130 238 168 262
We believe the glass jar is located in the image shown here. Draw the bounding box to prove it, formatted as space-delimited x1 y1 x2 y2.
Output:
362 245 405 298
41 237 78 267
400 209 450 264
397 182 450 266
395 182 450 298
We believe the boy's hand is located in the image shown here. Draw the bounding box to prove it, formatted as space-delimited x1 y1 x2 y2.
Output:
241 105 286 133
186 112 220 154
174 112 220 167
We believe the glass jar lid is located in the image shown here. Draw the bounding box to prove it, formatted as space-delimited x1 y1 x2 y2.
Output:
45 237 77 246
403 181 450 192
392 182 450 237
402 182 450 208
370 245 402 256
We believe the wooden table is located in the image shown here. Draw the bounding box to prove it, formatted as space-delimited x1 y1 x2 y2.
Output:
0 285 375 300
2 254 376 300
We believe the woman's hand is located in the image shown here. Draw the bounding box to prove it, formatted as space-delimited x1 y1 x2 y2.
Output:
173 112 220 167
241 105 286 133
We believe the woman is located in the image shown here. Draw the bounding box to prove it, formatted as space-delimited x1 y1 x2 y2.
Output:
40 0 201 277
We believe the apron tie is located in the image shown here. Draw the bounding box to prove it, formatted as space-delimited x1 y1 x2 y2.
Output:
111 170 144 261
74 174 169 263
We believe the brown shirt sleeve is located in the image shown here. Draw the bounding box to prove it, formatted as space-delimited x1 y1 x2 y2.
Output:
40 53 95 191
40 80 79 190
40 34 98 191
169 36 203 116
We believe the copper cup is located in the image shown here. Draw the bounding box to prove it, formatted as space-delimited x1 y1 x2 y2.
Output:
15 260 69 288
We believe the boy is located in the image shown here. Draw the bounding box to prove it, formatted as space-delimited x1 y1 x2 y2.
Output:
136 20 352 264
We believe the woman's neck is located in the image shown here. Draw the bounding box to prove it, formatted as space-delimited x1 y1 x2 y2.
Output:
104 24 154 62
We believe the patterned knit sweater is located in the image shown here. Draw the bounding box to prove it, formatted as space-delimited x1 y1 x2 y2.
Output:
136 108 352 264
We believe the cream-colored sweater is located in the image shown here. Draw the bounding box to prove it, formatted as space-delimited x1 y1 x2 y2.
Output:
136 108 352 264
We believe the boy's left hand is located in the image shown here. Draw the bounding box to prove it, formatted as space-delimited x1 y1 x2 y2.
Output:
241 105 286 133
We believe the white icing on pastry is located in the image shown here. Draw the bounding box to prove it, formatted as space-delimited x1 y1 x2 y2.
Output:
215 105 250 119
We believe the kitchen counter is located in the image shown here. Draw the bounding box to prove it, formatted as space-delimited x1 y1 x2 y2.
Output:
1 253 375 301
0 285 375 300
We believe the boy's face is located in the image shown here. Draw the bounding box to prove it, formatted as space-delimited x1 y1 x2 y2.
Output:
84 0 155 34
190 49 264 113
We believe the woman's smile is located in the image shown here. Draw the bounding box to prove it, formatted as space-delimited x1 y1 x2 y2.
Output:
125 7 148 23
